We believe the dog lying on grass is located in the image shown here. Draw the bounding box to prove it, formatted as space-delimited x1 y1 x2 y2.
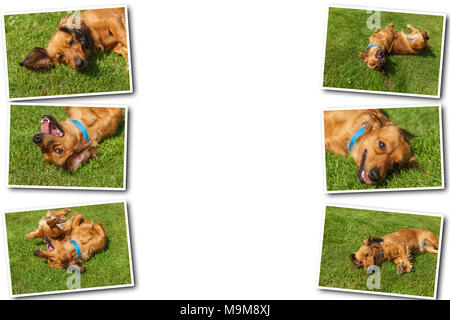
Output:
360 22 431 74
33 107 123 172
350 229 439 274
26 210 106 273
324 109 418 185
20 8 128 71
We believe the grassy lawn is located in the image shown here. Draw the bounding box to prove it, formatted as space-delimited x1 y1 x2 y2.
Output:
319 206 441 298
5 202 133 296
323 7 443 96
8 105 126 189
4 10 131 99
325 106 442 192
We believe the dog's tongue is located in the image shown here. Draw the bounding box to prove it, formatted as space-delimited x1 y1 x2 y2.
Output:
41 120 50 133
46 243 54 251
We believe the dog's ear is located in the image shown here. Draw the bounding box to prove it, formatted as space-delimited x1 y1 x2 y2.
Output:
68 262 86 274
349 253 361 268
63 146 98 173
408 156 419 168
366 236 383 247
400 128 417 142
19 47 55 69
359 51 368 62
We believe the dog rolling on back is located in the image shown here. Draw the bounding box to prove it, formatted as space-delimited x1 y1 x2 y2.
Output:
360 22 431 74
33 107 123 172
20 8 128 71
33 212 107 273
350 229 439 274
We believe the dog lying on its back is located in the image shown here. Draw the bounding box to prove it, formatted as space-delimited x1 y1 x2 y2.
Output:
33 107 123 172
360 22 431 74
26 210 107 273
20 8 128 71
324 109 418 184
350 229 439 274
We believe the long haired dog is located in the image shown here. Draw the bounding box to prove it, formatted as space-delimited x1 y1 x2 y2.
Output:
25 208 71 240
20 8 128 71
324 109 418 184
33 212 106 273
33 107 123 172
360 22 431 74
350 229 439 274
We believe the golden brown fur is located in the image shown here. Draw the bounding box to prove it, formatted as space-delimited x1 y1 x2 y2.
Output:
25 209 71 240
20 8 128 71
359 22 431 73
324 109 418 184
32 212 107 273
33 107 123 172
350 229 439 274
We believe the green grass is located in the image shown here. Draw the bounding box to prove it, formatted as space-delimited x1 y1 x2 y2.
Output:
323 7 443 96
8 105 126 189
4 11 131 99
326 107 442 191
5 202 133 296
319 206 441 298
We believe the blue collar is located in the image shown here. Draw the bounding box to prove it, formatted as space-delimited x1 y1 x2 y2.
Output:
72 120 90 142
71 240 83 261
364 44 382 52
349 125 369 151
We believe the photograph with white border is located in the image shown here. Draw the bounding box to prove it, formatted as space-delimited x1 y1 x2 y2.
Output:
321 5 445 98
322 104 444 193
317 204 443 300
4 200 134 297
7 102 128 191
2 5 133 100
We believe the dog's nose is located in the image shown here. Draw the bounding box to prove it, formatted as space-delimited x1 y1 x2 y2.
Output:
34 250 41 256
33 133 42 144
368 168 380 182
75 58 85 68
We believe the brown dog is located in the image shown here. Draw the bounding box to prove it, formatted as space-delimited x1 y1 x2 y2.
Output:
20 8 128 71
360 22 431 74
25 208 71 240
350 229 439 274
324 109 417 184
33 107 123 172
32 212 107 273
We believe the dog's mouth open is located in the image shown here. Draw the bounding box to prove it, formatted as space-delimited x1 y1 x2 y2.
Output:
43 237 54 251
357 149 371 184
375 49 384 60
41 115 65 137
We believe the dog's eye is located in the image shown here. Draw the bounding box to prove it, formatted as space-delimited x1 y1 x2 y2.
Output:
49 259 54 263
370 63 375 67
365 254 369 257
69 39 74 46
55 148 63 154
378 141 386 151
58 54 64 60
393 162 400 170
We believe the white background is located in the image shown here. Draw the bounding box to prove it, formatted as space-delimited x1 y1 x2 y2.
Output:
0 0 448 300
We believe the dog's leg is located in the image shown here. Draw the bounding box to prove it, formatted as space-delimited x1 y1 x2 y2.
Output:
397 245 413 273
394 258 405 274
25 229 42 239
112 43 129 66
406 24 421 34
423 233 439 254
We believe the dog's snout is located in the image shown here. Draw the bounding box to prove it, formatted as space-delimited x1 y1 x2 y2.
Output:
33 133 42 144
34 250 41 257
368 168 381 182
75 58 85 69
